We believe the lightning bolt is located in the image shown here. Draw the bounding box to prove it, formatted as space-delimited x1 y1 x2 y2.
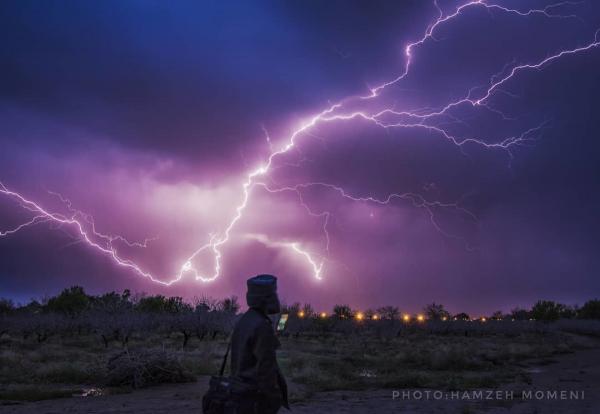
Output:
1 0 598 284
0 215 50 237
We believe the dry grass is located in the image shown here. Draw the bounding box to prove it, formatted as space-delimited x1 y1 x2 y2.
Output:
278 329 588 393
0 333 221 401
0 322 595 401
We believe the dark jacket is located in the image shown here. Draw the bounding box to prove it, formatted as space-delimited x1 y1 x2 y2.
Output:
230 307 289 410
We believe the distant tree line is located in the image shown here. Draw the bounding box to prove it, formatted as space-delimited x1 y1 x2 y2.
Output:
0 286 240 348
281 299 600 322
1 288 599 323
1 287 599 346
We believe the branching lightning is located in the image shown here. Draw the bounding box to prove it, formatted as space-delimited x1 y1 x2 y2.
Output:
1 0 598 284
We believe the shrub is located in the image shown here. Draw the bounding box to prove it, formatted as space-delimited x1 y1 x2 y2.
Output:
46 286 90 316
531 300 565 321
105 349 195 388
579 299 600 320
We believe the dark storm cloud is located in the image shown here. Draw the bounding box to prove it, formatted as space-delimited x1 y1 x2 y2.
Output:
0 0 432 165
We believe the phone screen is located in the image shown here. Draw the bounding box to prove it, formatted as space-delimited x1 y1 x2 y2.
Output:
277 313 289 331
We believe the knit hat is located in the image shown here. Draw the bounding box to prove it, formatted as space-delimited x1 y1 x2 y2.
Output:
246 274 280 313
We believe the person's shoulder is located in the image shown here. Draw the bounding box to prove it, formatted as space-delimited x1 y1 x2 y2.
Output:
245 309 272 330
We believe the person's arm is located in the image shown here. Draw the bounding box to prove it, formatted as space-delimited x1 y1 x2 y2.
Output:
253 320 281 399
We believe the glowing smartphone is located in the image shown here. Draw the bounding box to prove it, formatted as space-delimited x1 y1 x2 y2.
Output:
277 313 289 331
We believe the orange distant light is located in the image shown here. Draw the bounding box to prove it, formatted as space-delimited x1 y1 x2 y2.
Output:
416 314 425 322
481 317 486 322
402 314 411 322
320 312 327 318
355 312 365 321
298 311 305 318
372 314 379 320
442 316 448 321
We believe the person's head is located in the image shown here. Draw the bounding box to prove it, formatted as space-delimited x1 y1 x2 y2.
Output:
246 274 281 314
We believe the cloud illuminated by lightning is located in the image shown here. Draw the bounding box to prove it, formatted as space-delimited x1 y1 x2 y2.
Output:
1 0 599 284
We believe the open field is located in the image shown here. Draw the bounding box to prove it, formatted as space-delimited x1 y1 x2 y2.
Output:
2 290 600 412
1 316 600 413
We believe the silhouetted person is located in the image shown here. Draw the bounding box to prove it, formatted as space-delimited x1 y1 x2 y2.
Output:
230 274 289 413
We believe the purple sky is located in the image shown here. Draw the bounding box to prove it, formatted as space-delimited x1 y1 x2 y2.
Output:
1 0 600 315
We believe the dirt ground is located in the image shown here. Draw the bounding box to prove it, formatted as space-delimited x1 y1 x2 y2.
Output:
2 343 599 414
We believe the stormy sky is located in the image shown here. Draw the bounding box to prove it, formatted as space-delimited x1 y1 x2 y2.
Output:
1 0 599 315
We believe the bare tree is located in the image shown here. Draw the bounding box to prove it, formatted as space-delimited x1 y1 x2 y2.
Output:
377 306 400 320
424 302 450 321
219 296 240 314
333 304 353 319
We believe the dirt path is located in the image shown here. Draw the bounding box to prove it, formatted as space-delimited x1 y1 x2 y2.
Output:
2 344 599 414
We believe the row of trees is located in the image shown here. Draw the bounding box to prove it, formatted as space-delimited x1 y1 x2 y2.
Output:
0 287 240 348
0 286 241 317
1 287 599 347
2 287 600 322
280 299 600 322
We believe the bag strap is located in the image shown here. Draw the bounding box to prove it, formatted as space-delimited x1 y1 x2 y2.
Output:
218 339 232 376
